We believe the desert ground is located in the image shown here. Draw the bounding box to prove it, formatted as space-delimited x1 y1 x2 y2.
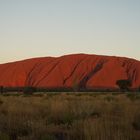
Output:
0 92 140 140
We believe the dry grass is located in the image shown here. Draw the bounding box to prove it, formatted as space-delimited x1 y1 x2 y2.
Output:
0 92 139 140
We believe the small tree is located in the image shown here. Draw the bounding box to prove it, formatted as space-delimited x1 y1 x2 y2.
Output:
116 79 131 91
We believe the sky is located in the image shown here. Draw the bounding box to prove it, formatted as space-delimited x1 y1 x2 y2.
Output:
0 0 140 63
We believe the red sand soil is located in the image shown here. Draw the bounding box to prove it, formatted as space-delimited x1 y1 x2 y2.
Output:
0 54 139 89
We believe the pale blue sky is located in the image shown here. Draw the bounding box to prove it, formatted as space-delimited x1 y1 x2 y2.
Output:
0 0 140 63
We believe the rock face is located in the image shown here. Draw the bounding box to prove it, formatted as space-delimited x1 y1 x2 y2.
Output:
0 54 140 89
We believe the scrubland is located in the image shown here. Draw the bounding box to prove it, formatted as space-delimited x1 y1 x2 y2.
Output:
0 92 140 140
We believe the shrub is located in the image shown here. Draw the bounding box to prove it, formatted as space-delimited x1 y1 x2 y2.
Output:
0 86 4 94
90 111 101 118
48 111 76 128
127 93 140 101
23 86 36 94
104 96 116 102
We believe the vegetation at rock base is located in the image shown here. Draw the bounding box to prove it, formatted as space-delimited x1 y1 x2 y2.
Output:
116 79 132 91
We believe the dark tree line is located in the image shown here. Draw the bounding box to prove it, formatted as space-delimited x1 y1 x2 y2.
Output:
0 80 139 94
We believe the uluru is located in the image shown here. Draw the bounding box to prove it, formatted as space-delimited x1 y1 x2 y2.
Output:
0 54 140 90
